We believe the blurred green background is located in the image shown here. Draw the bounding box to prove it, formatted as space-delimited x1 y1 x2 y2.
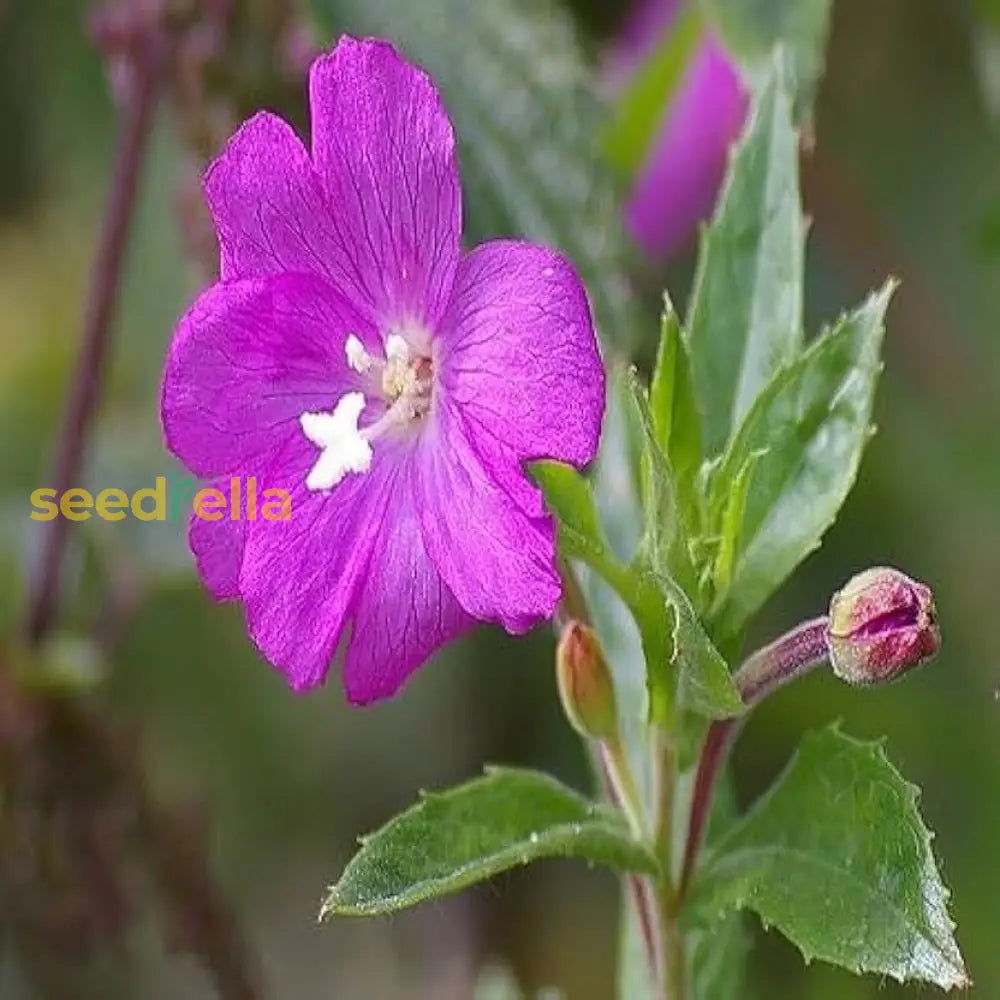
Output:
1 0 998 997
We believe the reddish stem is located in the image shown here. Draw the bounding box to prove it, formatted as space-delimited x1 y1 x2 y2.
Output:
679 617 829 897
25 27 167 643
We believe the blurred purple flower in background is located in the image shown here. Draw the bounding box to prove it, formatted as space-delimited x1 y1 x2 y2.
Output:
161 38 604 703
607 0 747 258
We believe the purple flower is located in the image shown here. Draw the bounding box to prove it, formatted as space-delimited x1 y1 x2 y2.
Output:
161 37 605 703
607 0 747 258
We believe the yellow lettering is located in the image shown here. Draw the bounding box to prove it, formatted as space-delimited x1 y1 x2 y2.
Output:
60 488 93 521
96 488 129 522
132 476 166 522
29 488 58 521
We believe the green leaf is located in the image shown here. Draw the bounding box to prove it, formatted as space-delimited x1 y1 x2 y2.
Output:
637 570 742 722
650 296 702 519
534 369 738 739
711 448 763 595
685 57 805 456
619 373 741 723
321 768 658 917
626 370 694 593
604 4 704 174
533 478 740 728
531 460 607 569
709 282 894 639
311 0 639 351
700 0 833 121
689 726 968 991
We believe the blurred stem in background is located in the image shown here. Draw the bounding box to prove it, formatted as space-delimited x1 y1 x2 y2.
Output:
6 3 288 998
25 3 167 643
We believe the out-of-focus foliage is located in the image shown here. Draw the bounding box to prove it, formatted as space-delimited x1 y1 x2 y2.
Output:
700 0 832 118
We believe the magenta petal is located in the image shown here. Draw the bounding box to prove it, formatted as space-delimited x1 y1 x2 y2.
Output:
415 396 561 633
441 240 605 470
626 37 747 258
343 501 474 704
188 480 246 600
238 441 398 692
162 273 376 479
308 37 461 327
205 112 346 285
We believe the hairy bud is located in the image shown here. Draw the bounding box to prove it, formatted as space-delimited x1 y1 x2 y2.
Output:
556 622 619 743
827 567 940 685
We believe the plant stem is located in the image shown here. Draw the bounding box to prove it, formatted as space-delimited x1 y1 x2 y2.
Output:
652 729 676 876
24 24 166 644
679 616 829 897
658 891 687 1000
556 557 592 628
594 745 661 988
604 737 647 841
650 729 687 999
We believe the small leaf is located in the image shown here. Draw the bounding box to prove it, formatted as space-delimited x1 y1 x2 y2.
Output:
636 570 743 721
650 296 702 517
711 448 763 594
685 56 805 456
535 449 741 724
321 768 658 918
311 0 640 351
536 372 740 731
535 482 740 729
626 370 694 593
690 726 968 991
700 0 833 121
604 3 704 174
709 282 894 640
531 460 607 568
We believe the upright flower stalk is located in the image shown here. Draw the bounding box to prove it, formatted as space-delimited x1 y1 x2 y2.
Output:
554 567 941 998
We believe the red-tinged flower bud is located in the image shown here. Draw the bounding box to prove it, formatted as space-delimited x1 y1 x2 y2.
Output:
827 567 940 685
556 622 619 743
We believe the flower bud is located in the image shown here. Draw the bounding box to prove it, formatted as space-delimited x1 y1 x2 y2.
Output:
556 622 619 743
827 567 940 685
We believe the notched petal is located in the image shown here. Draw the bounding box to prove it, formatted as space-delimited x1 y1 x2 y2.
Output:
204 112 333 282
308 36 462 326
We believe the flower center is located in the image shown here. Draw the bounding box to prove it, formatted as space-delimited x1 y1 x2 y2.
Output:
299 331 433 492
